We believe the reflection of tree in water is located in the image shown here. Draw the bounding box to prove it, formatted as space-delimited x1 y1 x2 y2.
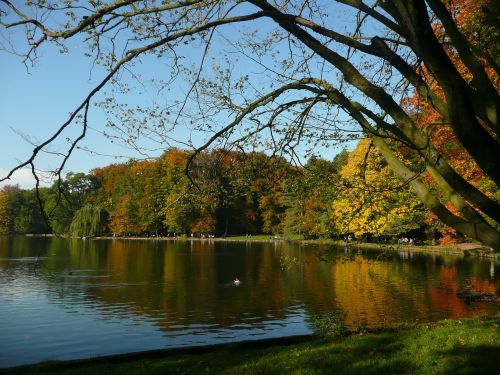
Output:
429 265 499 319
308 245 499 328
279 252 300 271
39 240 297 330
3 238 499 333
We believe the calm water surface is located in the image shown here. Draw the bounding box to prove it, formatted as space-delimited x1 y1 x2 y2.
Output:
1 237 499 367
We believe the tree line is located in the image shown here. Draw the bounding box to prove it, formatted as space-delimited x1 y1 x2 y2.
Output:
2 142 489 244
1 0 499 247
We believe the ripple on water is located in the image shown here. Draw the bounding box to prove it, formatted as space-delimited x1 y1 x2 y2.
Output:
1 238 499 369
4 257 47 262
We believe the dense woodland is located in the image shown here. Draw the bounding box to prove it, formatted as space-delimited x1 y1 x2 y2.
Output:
1 1 499 247
2 134 496 244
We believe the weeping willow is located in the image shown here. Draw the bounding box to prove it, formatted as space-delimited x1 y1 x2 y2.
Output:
69 204 107 237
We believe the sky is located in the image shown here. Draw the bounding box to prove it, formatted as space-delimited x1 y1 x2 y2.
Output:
0 34 143 188
0 36 210 188
0 2 357 190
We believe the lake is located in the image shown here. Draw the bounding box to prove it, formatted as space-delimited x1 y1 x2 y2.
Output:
1 236 499 368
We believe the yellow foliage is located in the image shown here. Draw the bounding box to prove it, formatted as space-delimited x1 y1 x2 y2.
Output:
0 191 11 233
332 139 424 237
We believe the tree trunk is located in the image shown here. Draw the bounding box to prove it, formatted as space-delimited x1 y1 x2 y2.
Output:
394 0 500 184
370 134 500 249
328 88 500 249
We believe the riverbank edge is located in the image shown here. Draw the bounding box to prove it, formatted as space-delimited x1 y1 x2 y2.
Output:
16 234 498 259
2 334 314 373
4 314 499 374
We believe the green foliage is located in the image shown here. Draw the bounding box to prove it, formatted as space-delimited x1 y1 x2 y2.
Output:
331 149 349 172
1 147 435 240
43 173 99 234
310 311 348 338
0 186 19 234
6 188 51 234
282 157 340 238
69 204 107 237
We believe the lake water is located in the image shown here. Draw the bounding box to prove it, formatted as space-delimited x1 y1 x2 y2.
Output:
1 236 499 368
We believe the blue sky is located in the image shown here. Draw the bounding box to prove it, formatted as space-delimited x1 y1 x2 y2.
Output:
0 3 357 189
0 36 164 188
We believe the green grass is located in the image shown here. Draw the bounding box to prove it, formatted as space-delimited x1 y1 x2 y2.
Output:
223 234 303 241
9 315 500 375
219 236 499 259
91 235 498 258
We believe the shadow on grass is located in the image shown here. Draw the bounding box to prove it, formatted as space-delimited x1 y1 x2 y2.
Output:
271 333 412 375
437 345 500 375
5 334 412 375
7 316 499 374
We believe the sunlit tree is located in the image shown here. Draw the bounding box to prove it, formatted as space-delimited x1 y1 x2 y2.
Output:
332 139 427 238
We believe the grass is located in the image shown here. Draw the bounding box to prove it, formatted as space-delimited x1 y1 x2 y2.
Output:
222 234 303 241
74 234 499 258
219 236 499 259
7 314 500 375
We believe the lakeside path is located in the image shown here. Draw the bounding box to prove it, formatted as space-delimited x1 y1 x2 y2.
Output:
5 314 500 375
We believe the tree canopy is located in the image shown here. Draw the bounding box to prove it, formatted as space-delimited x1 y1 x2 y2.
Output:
1 0 499 247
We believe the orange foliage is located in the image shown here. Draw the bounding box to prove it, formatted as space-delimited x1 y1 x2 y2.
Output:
403 0 499 242
426 203 460 244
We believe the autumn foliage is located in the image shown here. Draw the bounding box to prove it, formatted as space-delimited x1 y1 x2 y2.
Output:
0 137 492 244
0 143 424 241
401 0 500 244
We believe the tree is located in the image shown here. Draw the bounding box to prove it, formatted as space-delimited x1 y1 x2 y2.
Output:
13 189 51 234
1 0 499 247
44 173 100 233
69 204 108 237
304 159 341 238
332 139 427 238
0 176 98 235
281 157 340 238
0 186 21 234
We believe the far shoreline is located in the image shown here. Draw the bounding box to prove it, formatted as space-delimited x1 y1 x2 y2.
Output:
14 233 499 259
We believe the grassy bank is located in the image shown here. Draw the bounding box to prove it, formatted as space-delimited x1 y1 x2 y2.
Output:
25 233 496 258
188 236 498 259
217 237 499 259
7 314 500 375
92 234 495 253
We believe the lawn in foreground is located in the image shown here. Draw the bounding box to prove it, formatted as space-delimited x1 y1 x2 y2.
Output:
9 314 500 375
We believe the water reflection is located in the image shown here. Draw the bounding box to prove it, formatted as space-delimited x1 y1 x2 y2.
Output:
0 237 499 367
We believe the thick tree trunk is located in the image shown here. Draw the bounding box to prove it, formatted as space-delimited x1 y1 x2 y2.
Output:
393 122 500 224
370 134 500 250
426 0 500 136
328 88 500 249
394 0 500 185
254 2 500 223
382 116 500 223
330 84 500 224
